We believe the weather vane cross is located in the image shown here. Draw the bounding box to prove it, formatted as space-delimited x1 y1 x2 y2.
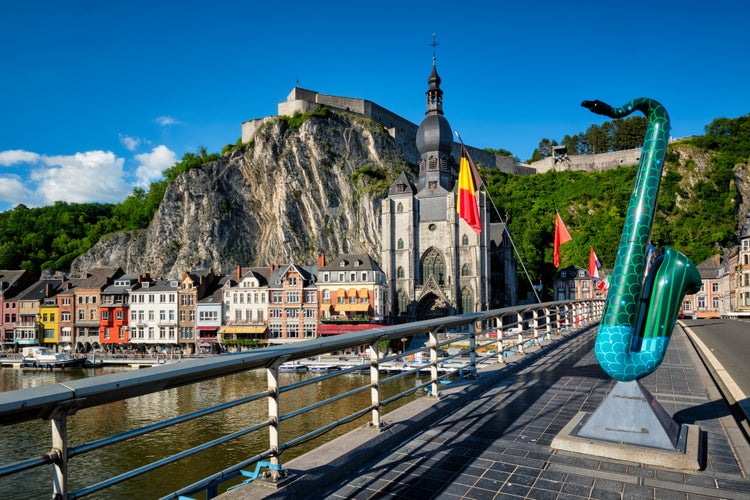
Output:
429 33 439 59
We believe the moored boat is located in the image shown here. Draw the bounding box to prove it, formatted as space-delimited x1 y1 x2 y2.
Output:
308 363 340 373
21 347 85 369
279 361 307 372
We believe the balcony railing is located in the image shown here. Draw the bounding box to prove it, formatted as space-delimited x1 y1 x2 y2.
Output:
0 299 602 499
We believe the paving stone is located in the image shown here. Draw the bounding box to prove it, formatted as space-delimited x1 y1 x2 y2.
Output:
309 328 748 500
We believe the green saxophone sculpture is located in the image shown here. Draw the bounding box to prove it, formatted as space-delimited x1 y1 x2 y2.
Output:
582 98 701 382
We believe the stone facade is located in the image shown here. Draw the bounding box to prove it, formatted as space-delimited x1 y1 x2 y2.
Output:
381 62 516 322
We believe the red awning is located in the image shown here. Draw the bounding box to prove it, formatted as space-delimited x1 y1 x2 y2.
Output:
196 326 218 331
317 323 383 336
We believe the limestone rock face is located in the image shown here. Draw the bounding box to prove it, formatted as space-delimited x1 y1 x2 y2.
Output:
71 111 409 278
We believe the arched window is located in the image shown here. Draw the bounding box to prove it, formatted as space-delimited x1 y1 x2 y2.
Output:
398 290 409 316
421 248 445 285
397 238 404 250
396 202 403 213
462 234 469 246
461 264 470 277
397 266 405 279
461 288 474 313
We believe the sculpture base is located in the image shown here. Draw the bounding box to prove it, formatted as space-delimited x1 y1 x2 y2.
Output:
551 381 704 470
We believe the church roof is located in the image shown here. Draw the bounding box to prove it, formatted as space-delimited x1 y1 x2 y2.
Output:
388 170 416 196
416 60 452 155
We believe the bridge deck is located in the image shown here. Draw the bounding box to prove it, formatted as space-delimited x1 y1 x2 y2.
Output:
226 325 750 499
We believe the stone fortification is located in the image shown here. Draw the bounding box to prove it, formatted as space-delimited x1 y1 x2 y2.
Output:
531 148 642 173
243 87 533 176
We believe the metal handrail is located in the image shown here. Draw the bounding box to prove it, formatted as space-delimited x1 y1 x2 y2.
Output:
0 299 603 499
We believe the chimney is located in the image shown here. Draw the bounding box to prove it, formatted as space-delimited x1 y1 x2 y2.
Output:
45 283 53 297
317 252 326 267
714 254 721 265
236 265 242 281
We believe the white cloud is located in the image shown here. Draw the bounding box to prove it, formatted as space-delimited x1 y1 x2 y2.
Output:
31 151 131 205
0 149 41 166
119 134 141 151
134 145 178 187
0 175 35 206
155 116 182 126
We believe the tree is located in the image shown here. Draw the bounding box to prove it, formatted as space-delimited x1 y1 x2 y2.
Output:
612 116 647 150
586 123 610 153
531 138 556 162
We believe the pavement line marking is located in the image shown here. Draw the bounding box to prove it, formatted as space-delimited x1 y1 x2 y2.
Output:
682 324 747 404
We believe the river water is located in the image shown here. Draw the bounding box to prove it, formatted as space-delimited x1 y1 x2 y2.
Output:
0 364 424 499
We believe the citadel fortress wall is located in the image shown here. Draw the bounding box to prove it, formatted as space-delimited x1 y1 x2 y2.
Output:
241 87 641 176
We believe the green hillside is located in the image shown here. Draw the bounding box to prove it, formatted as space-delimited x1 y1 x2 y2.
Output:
0 113 747 284
486 112 749 299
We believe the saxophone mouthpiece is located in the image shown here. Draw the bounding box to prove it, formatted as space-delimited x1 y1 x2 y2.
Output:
581 100 613 116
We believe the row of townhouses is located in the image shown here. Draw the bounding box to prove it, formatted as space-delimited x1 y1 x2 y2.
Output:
3 220 749 354
0 253 387 354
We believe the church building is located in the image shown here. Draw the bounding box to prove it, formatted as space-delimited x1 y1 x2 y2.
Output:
381 59 516 322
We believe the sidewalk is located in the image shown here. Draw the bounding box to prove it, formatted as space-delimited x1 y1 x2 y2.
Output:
230 325 750 499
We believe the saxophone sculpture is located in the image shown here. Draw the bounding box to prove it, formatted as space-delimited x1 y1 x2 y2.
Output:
582 98 701 382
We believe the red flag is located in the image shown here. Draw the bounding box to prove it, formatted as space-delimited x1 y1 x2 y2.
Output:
597 274 610 291
588 247 601 280
457 144 482 233
553 212 572 267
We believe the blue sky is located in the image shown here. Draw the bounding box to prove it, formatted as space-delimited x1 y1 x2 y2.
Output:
1 1 748 212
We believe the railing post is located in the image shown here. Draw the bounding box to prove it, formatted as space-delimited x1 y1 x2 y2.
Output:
496 316 504 364
544 307 552 339
50 412 68 500
532 309 539 345
468 326 477 373
266 363 282 480
428 329 439 397
370 339 382 427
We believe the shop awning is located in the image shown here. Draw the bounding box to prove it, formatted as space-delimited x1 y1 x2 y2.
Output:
334 304 370 312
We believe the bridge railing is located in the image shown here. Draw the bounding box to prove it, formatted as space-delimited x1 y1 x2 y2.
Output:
0 299 602 499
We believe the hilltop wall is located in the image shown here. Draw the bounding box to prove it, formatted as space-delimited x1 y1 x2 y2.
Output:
242 87 535 176
531 149 642 173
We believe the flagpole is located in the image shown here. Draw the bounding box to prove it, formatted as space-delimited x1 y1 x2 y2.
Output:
454 131 542 304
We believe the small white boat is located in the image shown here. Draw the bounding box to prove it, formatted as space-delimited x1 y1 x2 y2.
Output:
22 347 85 369
279 361 307 372
308 363 340 373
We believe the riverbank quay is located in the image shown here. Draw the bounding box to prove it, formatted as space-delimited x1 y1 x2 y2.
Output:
1 301 603 499
226 324 750 500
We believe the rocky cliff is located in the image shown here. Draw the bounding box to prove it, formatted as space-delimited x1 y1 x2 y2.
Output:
71 111 409 278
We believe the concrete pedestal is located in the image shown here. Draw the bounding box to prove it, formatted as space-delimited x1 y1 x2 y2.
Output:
552 381 704 470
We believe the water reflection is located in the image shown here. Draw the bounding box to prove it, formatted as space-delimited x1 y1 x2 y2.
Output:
0 366 422 499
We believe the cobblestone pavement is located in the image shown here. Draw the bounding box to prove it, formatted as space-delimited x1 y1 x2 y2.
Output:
319 326 750 499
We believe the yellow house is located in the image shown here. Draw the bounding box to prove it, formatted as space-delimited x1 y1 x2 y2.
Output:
40 299 60 345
